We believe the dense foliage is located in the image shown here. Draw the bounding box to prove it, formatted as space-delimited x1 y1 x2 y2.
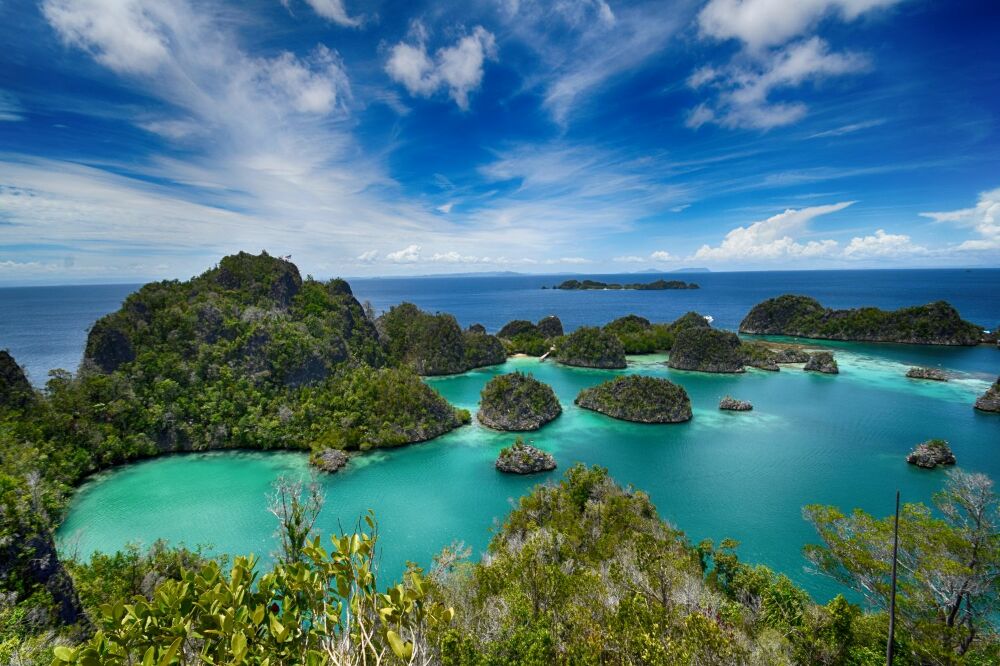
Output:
0 253 474 660
553 278 699 290
601 312 710 354
496 317 563 357
555 326 627 369
477 372 561 431
429 465 892 664
739 295 983 345
575 375 692 423
668 327 746 373
805 470 1000 663
377 303 506 375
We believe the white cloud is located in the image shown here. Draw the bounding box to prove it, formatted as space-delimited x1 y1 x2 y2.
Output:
921 187 1000 251
385 25 497 110
689 37 869 130
386 244 422 263
698 0 904 51
356 250 377 263
842 229 926 258
436 202 454 214
650 250 674 261
294 0 361 27
613 255 645 263
693 201 853 261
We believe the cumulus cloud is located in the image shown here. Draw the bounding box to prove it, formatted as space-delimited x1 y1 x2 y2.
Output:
688 37 869 130
688 0 900 130
693 201 853 261
697 0 904 51
650 250 674 261
842 229 926 258
356 250 377 263
385 25 497 110
386 244 422 263
921 187 1000 251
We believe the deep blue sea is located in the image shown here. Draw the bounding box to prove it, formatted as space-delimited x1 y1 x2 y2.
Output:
2 269 998 384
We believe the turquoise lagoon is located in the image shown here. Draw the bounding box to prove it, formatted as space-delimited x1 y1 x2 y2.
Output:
58 341 999 601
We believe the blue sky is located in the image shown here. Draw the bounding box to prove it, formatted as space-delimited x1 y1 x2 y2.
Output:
0 0 998 284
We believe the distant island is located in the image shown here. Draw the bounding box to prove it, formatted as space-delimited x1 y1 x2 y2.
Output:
739 294 983 346
552 278 700 290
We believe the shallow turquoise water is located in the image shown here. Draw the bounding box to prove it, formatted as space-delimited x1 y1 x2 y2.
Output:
58 342 999 601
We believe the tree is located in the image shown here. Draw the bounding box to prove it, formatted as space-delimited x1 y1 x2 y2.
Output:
804 470 1000 661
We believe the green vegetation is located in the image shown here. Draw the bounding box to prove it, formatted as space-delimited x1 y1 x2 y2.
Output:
477 372 561 431
555 326 627 368
0 252 474 660
575 375 692 423
739 295 983 346
553 278 699 290
601 311 710 354
805 469 1000 663
377 302 506 375
668 327 746 373
496 317 563 356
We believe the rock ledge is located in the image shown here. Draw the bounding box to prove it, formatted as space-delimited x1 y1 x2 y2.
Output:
906 439 956 469
495 438 557 474
719 396 753 411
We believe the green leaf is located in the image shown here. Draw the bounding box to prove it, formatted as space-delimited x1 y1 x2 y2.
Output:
52 646 75 662
386 630 413 660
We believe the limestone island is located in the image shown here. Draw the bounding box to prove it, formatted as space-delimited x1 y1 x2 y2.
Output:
554 278 699 290
906 367 948 381
495 437 557 474
719 396 753 411
497 315 563 356
575 375 692 423
602 311 710 354
80 252 471 470
739 294 982 345
906 439 957 469
377 302 506 375
975 377 1000 412
478 372 562 431
667 327 745 373
311 449 349 473
804 352 839 374
556 326 627 369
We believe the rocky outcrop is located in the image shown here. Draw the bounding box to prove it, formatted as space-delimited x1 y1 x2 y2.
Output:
906 367 948 381
214 250 302 308
0 350 33 408
575 375 692 423
668 328 745 373
739 342 780 371
84 318 136 373
537 315 564 338
0 526 84 626
772 347 811 364
478 372 562 431
467 323 487 334
498 320 539 339
739 295 981 346
804 352 839 374
557 327 627 369
974 377 1000 413
719 396 753 411
906 439 956 469
378 303 506 375
311 449 349 473
495 438 557 474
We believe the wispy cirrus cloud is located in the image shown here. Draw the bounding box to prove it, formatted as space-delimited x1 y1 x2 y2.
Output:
921 187 1000 251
